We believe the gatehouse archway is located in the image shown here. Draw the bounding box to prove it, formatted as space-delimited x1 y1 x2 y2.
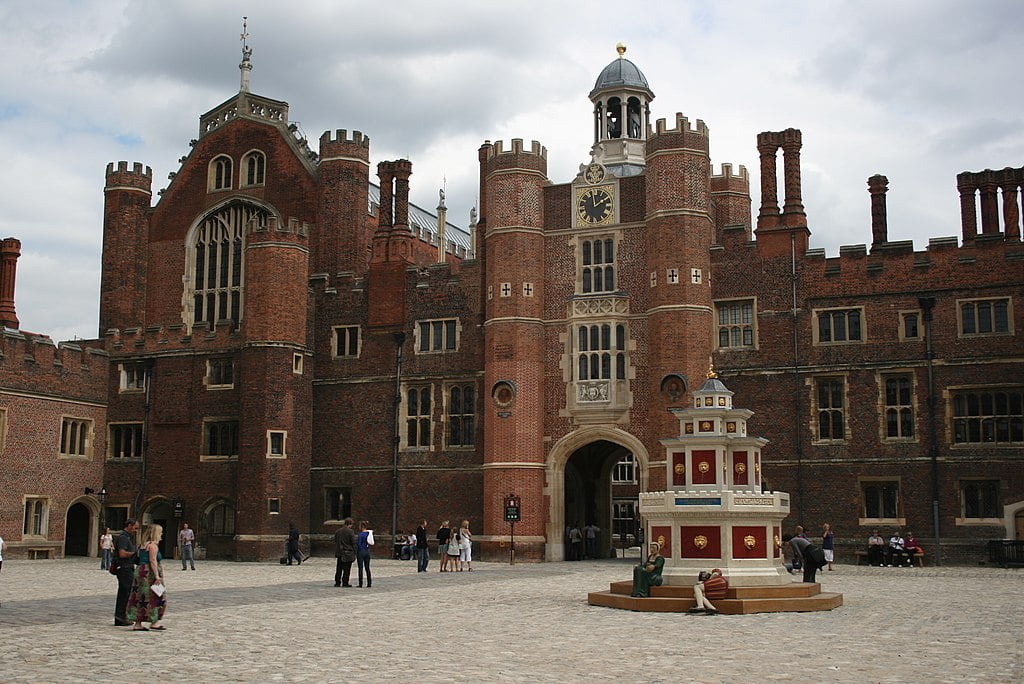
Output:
546 427 650 561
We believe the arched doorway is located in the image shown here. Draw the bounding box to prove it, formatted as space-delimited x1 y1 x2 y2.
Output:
201 498 236 560
141 499 175 560
564 440 631 560
64 502 91 556
546 427 650 561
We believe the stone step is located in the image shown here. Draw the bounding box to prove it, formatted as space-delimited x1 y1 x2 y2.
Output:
588 590 843 614
608 580 824 599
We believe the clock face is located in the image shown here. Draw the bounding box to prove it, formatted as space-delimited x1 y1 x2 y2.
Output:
584 163 606 184
577 187 614 225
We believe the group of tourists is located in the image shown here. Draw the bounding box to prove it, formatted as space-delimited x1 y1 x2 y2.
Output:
332 518 374 587
867 528 924 567
435 519 473 572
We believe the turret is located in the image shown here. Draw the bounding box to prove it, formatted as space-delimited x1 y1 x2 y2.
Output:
480 137 549 558
710 164 752 243
317 129 371 276
643 113 715 455
100 161 152 333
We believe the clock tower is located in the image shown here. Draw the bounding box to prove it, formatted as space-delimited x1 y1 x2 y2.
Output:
589 43 654 177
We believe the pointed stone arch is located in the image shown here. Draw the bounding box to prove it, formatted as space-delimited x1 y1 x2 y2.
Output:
1004 499 1024 540
63 495 102 558
545 426 650 560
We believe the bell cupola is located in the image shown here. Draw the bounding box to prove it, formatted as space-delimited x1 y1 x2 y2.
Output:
589 43 654 177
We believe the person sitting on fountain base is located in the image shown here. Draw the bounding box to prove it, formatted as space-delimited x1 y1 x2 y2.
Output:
689 568 729 615
631 542 665 597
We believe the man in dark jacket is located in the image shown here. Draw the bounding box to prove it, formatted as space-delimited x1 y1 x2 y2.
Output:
784 533 824 584
415 520 429 572
334 518 357 587
113 518 140 626
286 523 303 565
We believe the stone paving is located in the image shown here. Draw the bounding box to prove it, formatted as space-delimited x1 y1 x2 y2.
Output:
0 555 1020 682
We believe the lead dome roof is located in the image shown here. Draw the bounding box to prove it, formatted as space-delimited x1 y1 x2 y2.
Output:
590 57 653 98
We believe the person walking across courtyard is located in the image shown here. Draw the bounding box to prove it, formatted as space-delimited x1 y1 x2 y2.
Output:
415 520 429 572
334 518 356 587
127 523 167 631
357 521 373 588
113 518 139 626
178 522 196 571
286 523 303 565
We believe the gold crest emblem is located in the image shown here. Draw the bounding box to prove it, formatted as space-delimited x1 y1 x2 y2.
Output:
735 462 747 474
698 461 710 474
674 463 685 475
744 535 757 549
694 535 708 549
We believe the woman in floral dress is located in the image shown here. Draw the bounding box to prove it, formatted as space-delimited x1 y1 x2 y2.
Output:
127 523 167 631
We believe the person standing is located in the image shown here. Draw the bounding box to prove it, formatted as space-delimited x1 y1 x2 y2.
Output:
568 525 583 561
99 528 113 571
821 523 835 571
437 520 452 572
0 533 4 607
415 520 429 572
286 522 302 565
356 521 374 588
178 522 196 571
113 518 140 626
449 524 462 572
127 524 167 631
334 518 356 587
458 520 473 572
584 523 600 560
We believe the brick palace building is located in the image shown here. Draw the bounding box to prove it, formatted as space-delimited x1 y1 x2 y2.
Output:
1 44 1021 563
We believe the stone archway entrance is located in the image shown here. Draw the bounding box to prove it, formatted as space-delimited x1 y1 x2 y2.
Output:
142 500 175 560
564 440 631 560
64 502 91 556
546 427 650 561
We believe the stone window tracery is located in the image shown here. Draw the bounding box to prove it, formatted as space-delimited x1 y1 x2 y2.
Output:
242 150 265 187
581 237 615 294
209 155 233 191
958 297 1011 336
404 385 432 449
446 384 475 447
715 299 755 349
186 203 263 332
883 375 915 440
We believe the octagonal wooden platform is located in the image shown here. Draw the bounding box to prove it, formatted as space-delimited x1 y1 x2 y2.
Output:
588 580 842 614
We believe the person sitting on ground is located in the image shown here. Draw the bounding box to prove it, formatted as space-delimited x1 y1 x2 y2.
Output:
690 568 729 615
867 529 886 567
887 530 907 567
630 542 664 598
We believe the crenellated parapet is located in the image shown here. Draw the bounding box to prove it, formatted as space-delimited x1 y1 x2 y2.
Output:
482 139 548 177
0 330 109 398
711 164 749 193
104 161 153 194
318 129 371 163
711 164 752 243
103 322 249 356
646 114 709 154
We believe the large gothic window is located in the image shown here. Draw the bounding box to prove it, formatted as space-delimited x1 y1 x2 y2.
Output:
187 203 265 331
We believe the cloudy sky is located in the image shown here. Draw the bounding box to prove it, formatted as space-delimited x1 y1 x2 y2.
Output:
1 0 1020 341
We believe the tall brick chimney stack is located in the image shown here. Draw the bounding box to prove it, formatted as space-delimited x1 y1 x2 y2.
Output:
868 174 889 246
0 237 20 329
756 133 780 229
781 128 805 220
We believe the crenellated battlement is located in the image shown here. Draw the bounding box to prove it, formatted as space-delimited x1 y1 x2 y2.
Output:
486 138 548 160
248 216 311 240
105 162 153 192
103 322 250 356
711 164 750 193
318 129 371 160
651 113 709 138
0 330 108 387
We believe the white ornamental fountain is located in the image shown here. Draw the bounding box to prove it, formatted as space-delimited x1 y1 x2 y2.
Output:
641 370 791 587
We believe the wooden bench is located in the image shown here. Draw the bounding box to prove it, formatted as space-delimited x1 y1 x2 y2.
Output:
855 548 924 566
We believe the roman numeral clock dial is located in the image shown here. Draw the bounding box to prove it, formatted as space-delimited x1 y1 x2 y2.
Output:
576 186 614 225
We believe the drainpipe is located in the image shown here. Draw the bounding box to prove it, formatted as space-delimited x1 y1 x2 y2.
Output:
134 358 155 516
390 332 406 549
919 297 942 566
791 234 804 522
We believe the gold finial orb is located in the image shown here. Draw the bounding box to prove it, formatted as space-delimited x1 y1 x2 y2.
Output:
706 361 718 379
616 42 627 58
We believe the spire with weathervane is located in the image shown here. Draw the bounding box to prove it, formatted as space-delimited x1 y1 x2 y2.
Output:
239 17 253 93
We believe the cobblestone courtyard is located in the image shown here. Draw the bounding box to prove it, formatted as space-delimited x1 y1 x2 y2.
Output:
0 556 1020 682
